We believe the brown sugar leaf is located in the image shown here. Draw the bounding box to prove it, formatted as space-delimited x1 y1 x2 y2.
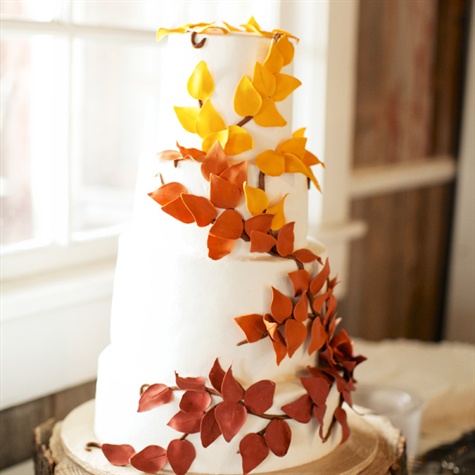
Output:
149 182 188 206
201 141 232 180
161 196 195 224
293 293 309 322
276 222 295 257
209 209 243 240
138 384 173 412
244 380 275 415
288 269 310 296
270 287 293 323
179 390 212 413
301 375 330 407
310 258 330 295
175 373 206 392
130 445 167 473
219 161 248 192
167 439 196 475
308 317 326 355
281 394 312 423
207 234 235 260
215 401 247 442
250 230 277 253
200 406 222 448
234 313 267 343
244 213 274 236
167 410 203 434
209 358 226 394
294 248 319 264
284 319 307 358
181 193 217 227
101 444 135 466
221 367 245 402
210 173 241 209
265 419 291 457
239 433 270 475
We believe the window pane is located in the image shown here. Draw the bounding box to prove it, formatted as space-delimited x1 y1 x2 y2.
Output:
0 0 65 22
70 39 161 235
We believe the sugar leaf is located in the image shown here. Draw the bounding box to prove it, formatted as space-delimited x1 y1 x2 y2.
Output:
293 293 309 322
254 97 287 127
220 161 248 192
244 213 274 236
174 106 200 134
162 196 195 224
271 332 288 365
249 230 277 253
234 313 267 343
130 445 167 473
207 234 235 260
201 141 232 180
270 287 293 323
101 444 135 466
264 419 291 457
310 258 330 295
187 60 214 101
308 317 326 355
149 182 188 206
244 380 275 415
234 75 262 117
209 209 243 240
221 366 245 402
210 173 241 209
255 150 285 176
200 406 222 448
267 194 288 231
284 319 307 358
294 248 319 264
281 394 312 423
181 194 217 227
335 407 351 443
196 100 226 139
288 269 310 296
167 439 196 475
272 73 301 102
275 35 295 66
224 125 254 156
301 376 330 407
276 222 295 257
215 401 247 442
239 433 269 475
168 410 203 434
175 373 206 392
252 62 276 98
179 390 212 413
243 183 269 216
138 384 173 412
263 41 284 74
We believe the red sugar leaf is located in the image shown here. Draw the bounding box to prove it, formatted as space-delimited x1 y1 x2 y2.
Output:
293 293 309 322
314 404 328 440
284 319 307 358
240 433 269 475
168 410 203 434
138 384 173 412
101 444 135 466
281 394 313 423
235 313 267 343
330 329 353 358
207 234 235 260
175 373 206 392
288 269 310 296
149 182 188 206
180 390 212 413
310 258 330 296
249 231 277 253
209 209 243 240
176 142 206 162
210 173 241 209
334 407 351 443
209 358 226 393
294 248 319 264
244 214 274 236
301 376 331 407
308 317 327 355
215 401 247 442
220 161 248 192
265 419 291 457
130 445 167 473
244 380 275 415
276 222 295 257
222 367 245 402
270 287 293 324
200 406 222 448
201 141 232 180
162 196 195 224
181 193 217 227
167 439 196 475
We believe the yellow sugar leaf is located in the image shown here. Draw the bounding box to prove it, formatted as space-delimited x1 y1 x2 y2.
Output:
277 137 307 160
222 21 241 32
187 60 215 101
302 149 323 167
174 106 200 134
263 41 284 74
234 76 262 117
224 125 254 156
275 35 295 66
202 129 229 154
267 194 288 231
255 150 285 176
254 98 287 127
292 128 306 138
196 100 226 139
272 73 302 102
252 62 276 98
307 167 322 192
244 182 269 216
284 153 309 176
156 26 187 42
242 16 263 34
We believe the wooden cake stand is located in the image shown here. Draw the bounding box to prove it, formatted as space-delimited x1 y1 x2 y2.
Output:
34 400 407 475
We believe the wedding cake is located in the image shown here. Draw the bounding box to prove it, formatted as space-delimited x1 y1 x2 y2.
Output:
92 19 365 475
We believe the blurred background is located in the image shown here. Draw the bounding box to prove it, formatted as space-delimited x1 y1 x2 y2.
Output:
1 0 473 471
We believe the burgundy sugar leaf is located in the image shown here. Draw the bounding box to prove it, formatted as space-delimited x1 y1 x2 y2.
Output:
310 258 330 296
284 319 307 358
281 394 312 423
130 445 167 473
276 222 295 257
215 401 247 442
334 407 351 443
207 234 236 260
101 444 136 466
201 141 232 180
234 314 267 343
249 231 277 253
244 214 274 236
167 439 196 475
162 196 195 224
294 248 319 264
168 410 203 434
200 406 222 448
330 329 353 359
308 317 326 355
239 433 270 475
244 380 275 415
209 358 226 393
222 367 245 402
293 293 309 322
209 209 244 240
301 376 331 407
176 142 206 162
175 373 206 392
288 269 310 296
181 193 217 227
149 182 188 206
313 404 328 440
138 383 174 412
220 161 248 192
264 419 291 457
210 173 241 209
180 390 212 413
270 287 293 324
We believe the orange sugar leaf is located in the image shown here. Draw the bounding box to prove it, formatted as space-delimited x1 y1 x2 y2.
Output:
293 293 309 322
176 142 207 162
234 75 262 117
311 292 329 315
294 248 319 264
220 161 248 192
244 213 274 236
149 182 188 206
162 196 195 224
210 174 241 209
308 317 326 355
255 150 285 176
323 292 338 325
250 231 277 253
276 222 295 257
209 209 243 240
207 234 235 260
181 194 217 227
271 332 287 366
252 62 276 98
157 149 182 161
201 141 232 180
254 97 287 127
272 73 301 102
284 319 307 358
263 41 284 74
288 269 310 296
310 258 330 295
270 287 293 323
234 314 267 343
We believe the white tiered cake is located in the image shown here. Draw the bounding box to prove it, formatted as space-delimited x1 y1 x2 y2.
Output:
93 19 365 475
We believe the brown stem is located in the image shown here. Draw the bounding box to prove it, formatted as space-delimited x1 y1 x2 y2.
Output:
236 116 253 127
191 31 206 48
85 441 102 451
258 171 266 192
